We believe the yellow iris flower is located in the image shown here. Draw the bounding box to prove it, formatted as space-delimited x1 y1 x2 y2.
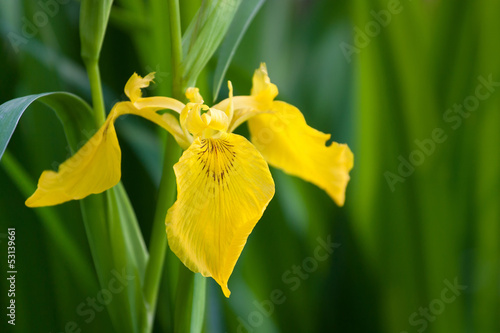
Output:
26 64 353 297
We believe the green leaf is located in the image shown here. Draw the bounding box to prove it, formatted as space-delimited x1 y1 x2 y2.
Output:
80 0 114 63
0 92 94 160
173 269 206 333
181 0 242 87
190 274 207 333
106 185 149 333
0 92 148 332
212 0 266 100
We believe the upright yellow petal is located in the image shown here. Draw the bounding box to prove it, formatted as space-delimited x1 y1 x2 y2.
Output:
185 87 204 104
248 101 353 206
251 63 278 104
213 96 264 133
25 103 127 207
165 133 275 297
212 65 277 132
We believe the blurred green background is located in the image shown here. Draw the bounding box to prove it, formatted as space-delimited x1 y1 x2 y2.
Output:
1 0 499 332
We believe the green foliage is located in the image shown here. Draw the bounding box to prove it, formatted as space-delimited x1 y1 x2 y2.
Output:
80 0 114 63
181 0 242 87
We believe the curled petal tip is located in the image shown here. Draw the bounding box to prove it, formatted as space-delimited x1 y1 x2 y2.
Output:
125 72 156 102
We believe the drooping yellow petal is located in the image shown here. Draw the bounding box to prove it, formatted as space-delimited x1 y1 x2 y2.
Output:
247 101 353 206
25 103 128 207
125 72 156 103
165 133 275 297
26 71 193 207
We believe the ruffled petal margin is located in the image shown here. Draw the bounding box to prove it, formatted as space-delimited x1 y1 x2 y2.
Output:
247 101 353 206
165 133 275 297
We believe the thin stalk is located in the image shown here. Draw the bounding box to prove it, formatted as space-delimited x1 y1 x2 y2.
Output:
169 0 183 99
142 137 181 331
169 1 207 330
190 273 207 332
85 60 106 126
141 2 184 332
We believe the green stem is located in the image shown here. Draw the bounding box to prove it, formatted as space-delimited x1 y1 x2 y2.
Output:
85 60 106 126
169 2 207 331
190 273 207 332
141 2 184 321
142 136 181 331
142 2 207 332
169 0 183 99
173 268 207 333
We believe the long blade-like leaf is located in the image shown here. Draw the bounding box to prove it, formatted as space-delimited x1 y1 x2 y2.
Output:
212 0 266 100
0 92 94 160
80 0 114 62
181 0 242 87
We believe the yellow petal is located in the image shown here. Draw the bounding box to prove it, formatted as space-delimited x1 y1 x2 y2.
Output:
124 72 155 103
185 87 204 103
185 104 207 136
212 96 265 132
248 101 353 206
126 99 190 149
224 81 234 121
133 96 185 114
26 104 125 207
251 63 278 104
165 133 275 297
210 64 279 133
205 108 229 132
